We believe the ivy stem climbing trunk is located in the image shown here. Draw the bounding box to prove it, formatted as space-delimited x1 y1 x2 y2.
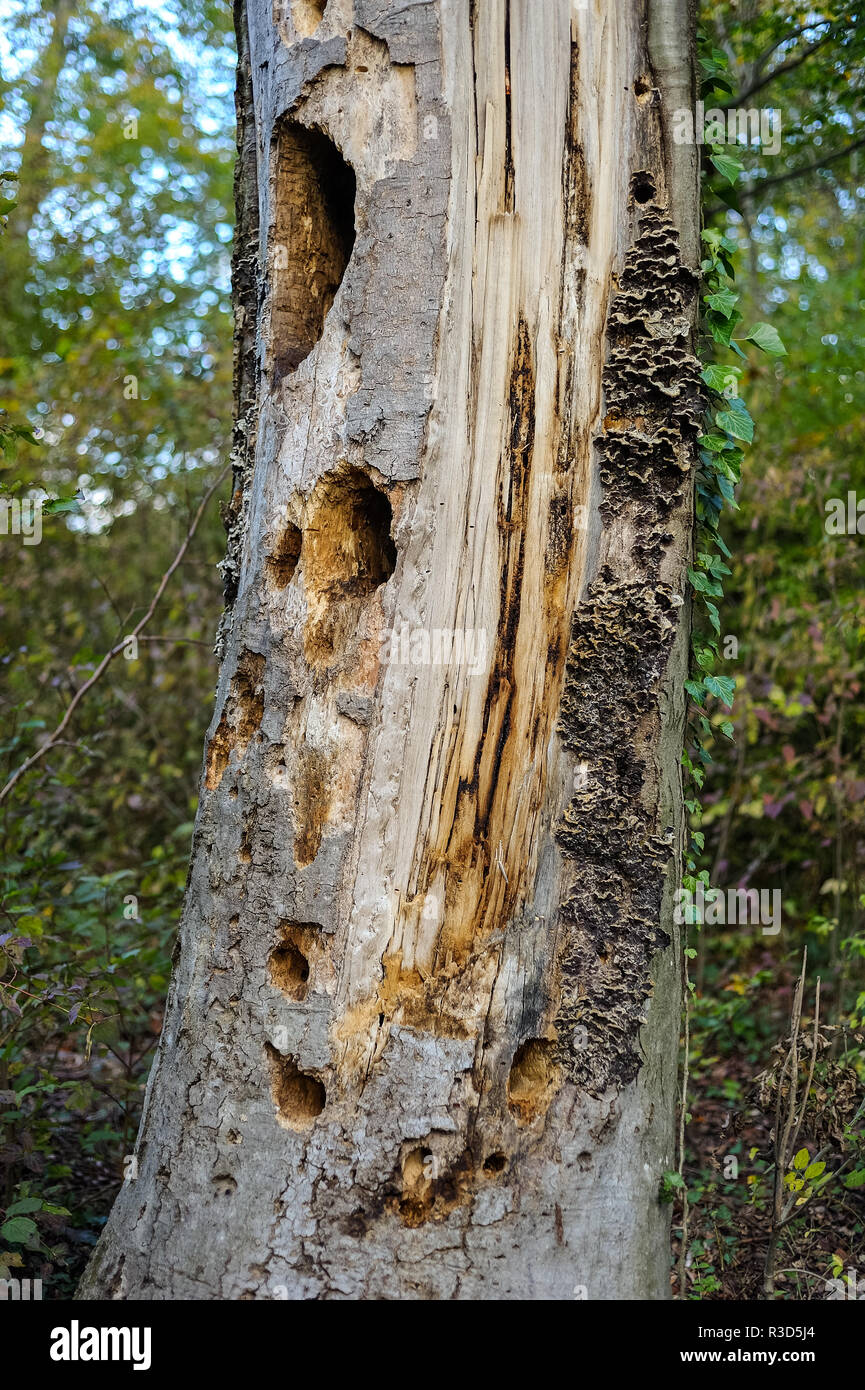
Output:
81 0 700 1301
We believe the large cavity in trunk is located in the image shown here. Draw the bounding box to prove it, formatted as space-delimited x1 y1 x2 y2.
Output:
270 121 356 379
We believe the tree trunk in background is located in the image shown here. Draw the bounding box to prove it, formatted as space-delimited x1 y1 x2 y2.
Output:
6 0 74 243
82 0 700 1300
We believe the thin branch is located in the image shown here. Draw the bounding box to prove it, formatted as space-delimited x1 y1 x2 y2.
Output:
722 26 842 109
705 134 865 220
93 574 125 628
677 971 691 1298
135 635 214 648
777 959 806 1182
764 950 807 1296
749 21 833 76
753 134 865 197
789 978 820 1159
0 464 229 806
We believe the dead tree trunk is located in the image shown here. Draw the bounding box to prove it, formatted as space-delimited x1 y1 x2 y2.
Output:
82 0 700 1300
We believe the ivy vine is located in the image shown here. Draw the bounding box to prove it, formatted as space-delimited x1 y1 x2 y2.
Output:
682 35 787 925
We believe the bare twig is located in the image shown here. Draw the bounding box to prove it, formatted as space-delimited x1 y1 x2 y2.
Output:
721 26 841 109
763 950 807 1296
0 464 228 806
705 135 865 222
677 950 692 1298
135 636 214 648
789 979 821 1160
676 723 699 1297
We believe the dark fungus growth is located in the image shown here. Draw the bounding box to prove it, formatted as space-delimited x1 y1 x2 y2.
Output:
553 194 700 1096
597 201 704 543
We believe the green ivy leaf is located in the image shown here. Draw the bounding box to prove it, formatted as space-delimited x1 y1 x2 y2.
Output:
689 568 723 596
709 152 744 186
703 675 736 708
707 310 743 347
716 474 738 506
744 321 786 357
0 1217 37 1244
701 364 741 394
706 287 739 319
42 496 82 516
698 432 729 453
716 402 754 444
5 1198 43 1216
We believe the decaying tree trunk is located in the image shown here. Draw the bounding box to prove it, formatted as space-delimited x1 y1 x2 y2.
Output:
81 0 701 1300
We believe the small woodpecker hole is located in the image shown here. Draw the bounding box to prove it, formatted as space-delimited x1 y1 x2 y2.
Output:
211 1174 237 1198
307 468 396 599
631 171 656 205
268 923 320 1001
507 1039 558 1125
483 1151 507 1175
269 940 309 999
204 650 266 791
267 521 302 589
265 1043 326 1130
302 465 397 666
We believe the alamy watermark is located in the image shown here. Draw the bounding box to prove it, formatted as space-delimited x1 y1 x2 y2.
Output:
0 496 42 545
825 492 865 535
380 624 488 677
0 1276 43 1300
673 101 782 156
825 1267 864 1299
674 883 781 935
49 1322 151 1371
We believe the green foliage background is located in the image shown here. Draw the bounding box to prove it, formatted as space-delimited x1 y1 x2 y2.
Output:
681 1 865 1298
0 0 862 1298
0 0 233 1293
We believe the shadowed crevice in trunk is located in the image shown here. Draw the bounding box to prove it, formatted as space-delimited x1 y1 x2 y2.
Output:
269 121 356 381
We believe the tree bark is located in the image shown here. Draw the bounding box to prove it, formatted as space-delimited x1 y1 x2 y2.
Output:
81 0 700 1301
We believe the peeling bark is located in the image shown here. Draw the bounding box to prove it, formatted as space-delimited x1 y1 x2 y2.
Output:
81 0 699 1301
